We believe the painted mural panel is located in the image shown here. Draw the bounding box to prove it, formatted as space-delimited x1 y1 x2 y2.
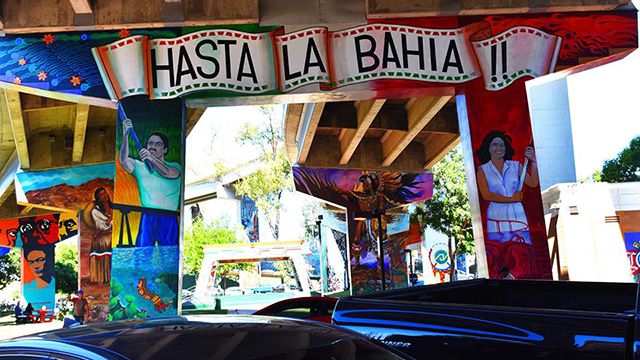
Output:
241 197 259 243
624 232 640 282
0 214 76 312
110 96 183 320
0 15 634 102
0 29 180 101
293 167 433 217
16 163 115 322
347 214 410 295
294 167 430 294
450 12 637 279
320 210 349 293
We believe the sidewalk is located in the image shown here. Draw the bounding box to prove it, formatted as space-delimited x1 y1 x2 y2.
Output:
0 315 63 341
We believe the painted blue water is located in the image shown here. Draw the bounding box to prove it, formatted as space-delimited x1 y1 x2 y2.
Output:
111 245 179 319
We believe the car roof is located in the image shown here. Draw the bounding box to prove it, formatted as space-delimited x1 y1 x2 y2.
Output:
0 315 406 360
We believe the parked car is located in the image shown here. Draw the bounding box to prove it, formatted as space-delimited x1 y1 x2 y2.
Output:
254 296 338 323
334 279 640 359
0 315 411 359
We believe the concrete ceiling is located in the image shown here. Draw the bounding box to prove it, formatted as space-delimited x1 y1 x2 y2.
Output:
285 96 460 173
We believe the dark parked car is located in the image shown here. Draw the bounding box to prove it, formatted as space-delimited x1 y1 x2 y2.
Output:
334 279 640 359
254 296 338 323
0 315 411 359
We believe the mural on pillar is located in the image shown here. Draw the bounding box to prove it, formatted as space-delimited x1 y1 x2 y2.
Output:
320 210 349 293
241 197 259 242
449 12 637 280
110 96 183 320
15 163 115 322
0 214 75 312
624 232 640 282
294 167 431 294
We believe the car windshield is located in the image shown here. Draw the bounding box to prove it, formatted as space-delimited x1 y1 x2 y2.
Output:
53 321 406 360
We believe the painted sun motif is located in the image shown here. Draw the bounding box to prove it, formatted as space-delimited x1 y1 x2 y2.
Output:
70 75 82 86
43 34 55 45
13 76 21 85
119 29 131 38
18 58 27 66
37 71 48 81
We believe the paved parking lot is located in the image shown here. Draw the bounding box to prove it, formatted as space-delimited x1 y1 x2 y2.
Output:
0 315 63 341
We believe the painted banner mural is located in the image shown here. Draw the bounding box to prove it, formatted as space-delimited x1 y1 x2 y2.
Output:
16 163 115 321
0 214 76 312
0 11 634 292
110 96 183 320
294 167 432 294
91 22 562 99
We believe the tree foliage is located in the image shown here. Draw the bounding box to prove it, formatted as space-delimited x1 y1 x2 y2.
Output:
183 218 239 277
601 136 640 183
54 244 78 294
411 146 475 254
234 106 292 241
0 248 20 290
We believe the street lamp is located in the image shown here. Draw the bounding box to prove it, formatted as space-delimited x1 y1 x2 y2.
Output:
374 210 387 292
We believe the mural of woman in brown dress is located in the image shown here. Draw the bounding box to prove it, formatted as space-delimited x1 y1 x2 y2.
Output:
84 187 113 283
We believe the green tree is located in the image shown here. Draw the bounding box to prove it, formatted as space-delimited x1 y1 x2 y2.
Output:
0 248 20 290
601 136 640 183
54 244 78 294
234 106 292 241
411 146 475 255
183 218 241 277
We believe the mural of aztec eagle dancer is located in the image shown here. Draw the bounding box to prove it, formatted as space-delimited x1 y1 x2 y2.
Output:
292 167 433 216
293 167 432 294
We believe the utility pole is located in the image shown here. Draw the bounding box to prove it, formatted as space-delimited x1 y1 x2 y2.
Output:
376 210 386 291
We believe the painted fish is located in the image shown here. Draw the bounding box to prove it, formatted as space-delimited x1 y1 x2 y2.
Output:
137 278 171 312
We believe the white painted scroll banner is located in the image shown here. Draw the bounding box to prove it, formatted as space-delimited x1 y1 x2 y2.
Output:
92 23 561 100
472 26 562 91
91 35 150 100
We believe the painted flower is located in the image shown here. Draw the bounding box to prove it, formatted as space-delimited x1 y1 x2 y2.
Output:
18 58 27 66
119 29 131 38
37 71 48 81
43 34 55 45
13 76 21 85
70 75 82 86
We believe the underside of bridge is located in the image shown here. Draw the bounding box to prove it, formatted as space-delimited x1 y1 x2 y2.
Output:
0 0 632 218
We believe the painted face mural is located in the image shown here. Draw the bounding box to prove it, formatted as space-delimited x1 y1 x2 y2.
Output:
18 215 60 246
0 219 19 248
26 249 46 278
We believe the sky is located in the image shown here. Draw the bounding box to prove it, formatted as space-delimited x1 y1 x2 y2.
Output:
567 49 640 180
186 104 308 241
185 105 285 183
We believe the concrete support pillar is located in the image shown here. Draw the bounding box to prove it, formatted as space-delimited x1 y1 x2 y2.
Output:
109 97 185 320
457 80 552 280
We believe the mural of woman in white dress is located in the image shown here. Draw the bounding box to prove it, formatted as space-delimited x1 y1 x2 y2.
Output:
476 131 538 244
